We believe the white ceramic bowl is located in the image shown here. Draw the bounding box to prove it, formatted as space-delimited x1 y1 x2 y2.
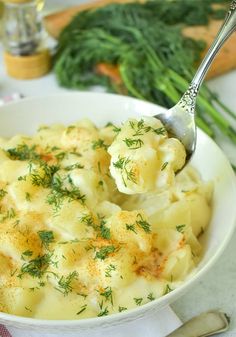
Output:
0 92 236 337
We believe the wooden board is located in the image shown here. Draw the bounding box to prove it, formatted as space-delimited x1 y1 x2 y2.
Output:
44 1 236 79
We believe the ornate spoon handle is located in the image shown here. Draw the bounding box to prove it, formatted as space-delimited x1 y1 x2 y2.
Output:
180 0 236 114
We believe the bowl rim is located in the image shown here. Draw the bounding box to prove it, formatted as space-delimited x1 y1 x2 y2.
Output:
0 92 236 327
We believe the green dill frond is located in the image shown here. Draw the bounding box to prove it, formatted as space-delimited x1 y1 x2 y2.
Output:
105 264 116 277
18 253 53 278
38 230 55 249
6 144 40 161
55 271 78 296
136 213 151 233
123 137 144 149
95 245 116 260
92 139 108 150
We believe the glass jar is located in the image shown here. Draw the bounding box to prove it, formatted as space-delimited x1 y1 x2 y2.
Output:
2 0 45 56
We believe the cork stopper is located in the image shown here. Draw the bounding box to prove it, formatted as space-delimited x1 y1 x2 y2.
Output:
4 49 51 79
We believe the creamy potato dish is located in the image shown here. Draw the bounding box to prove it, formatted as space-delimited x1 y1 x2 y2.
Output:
0 117 212 319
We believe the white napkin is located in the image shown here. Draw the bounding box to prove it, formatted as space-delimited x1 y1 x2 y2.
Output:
2 306 181 337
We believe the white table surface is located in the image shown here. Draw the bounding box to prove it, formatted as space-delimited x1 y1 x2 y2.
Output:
0 1 236 335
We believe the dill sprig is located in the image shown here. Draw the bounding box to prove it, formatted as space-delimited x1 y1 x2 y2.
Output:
97 301 109 317
95 245 116 260
38 230 55 249
129 119 151 136
105 264 116 277
0 189 7 199
99 286 113 305
134 297 143 306
76 304 87 315
100 220 111 240
136 213 151 233
176 224 186 233
47 174 86 213
30 161 59 188
113 156 137 186
18 253 54 279
55 271 78 296
92 139 108 150
123 137 144 150
6 144 40 161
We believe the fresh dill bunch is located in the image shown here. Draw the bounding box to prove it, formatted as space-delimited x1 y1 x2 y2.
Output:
54 0 236 149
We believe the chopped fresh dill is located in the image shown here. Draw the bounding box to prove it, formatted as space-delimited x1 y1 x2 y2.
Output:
80 214 97 230
199 226 205 235
152 127 166 135
21 250 33 260
55 151 67 161
25 192 31 202
176 224 186 233
30 162 59 188
118 306 127 312
136 213 151 233
76 304 87 315
0 189 7 199
99 286 113 305
47 174 86 213
66 125 76 134
147 293 155 301
100 220 111 240
164 284 173 295
18 253 53 278
134 297 143 306
161 161 168 171
92 139 108 150
18 175 27 181
64 163 84 171
95 245 116 260
105 122 121 133
55 271 78 296
97 301 109 317
38 230 55 249
0 208 16 223
6 144 40 161
113 156 137 186
126 223 137 234
123 137 144 150
129 119 151 136
105 264 116 277
24 307 32 312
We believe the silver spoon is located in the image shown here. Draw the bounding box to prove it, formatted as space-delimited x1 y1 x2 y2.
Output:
156 0 236 165
167 310 230 337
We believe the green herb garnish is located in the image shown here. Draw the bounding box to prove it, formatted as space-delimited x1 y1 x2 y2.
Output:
123 137 144 149
136 213 151 233
134 297 143 306
176 224 186 233
55 271 78 296
38 230 55 249
105 264 116 277
95 245 116 260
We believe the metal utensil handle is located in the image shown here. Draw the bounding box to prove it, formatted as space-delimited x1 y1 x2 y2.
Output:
192 0 236 88
167 310 230 337
179 0 236 115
